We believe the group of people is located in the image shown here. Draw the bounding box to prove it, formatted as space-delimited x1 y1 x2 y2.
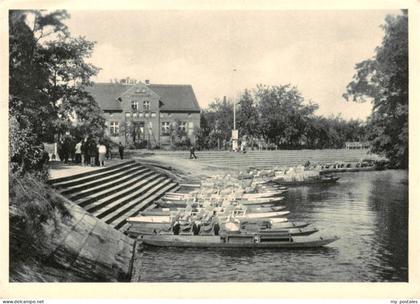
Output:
58 135 125 167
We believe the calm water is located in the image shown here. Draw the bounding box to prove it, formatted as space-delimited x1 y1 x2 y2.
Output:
134 170 408 282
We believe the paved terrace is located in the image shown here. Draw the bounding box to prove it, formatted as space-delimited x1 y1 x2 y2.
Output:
49 158 129 180
131 148 380 171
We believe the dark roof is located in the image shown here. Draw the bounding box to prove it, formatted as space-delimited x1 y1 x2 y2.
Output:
148 84 201 112
85 83 126 111
87 83 201 113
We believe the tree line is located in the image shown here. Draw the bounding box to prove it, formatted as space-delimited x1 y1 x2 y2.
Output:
195 85 367 151
196 10 408 169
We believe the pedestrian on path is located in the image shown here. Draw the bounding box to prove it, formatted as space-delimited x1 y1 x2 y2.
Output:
81 137 88 166
118 142 125 160
88 138 97 166
98 142 107 167
106 142 112 160
189 145 198 159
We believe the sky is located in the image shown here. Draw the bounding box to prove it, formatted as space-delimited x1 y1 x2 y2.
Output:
64 10 399 120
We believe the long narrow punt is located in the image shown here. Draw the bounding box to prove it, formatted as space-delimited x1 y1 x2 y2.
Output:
141 234 339 248
238 197 284 205
272 176 339 186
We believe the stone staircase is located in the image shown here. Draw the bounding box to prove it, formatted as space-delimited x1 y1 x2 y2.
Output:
49 160 179 233
144 149 375 169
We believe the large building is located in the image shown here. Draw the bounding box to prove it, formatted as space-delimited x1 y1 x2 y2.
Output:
87 80 201 147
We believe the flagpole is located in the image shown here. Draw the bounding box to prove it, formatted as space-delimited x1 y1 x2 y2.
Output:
232 68 237 152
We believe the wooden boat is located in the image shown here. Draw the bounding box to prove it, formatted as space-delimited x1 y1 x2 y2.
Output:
140 208 174 216
241 191 287 199
238 219 309 229
231 217 289 224
272 175 339 186
246 205 286 213
141 233 339 248
268 217 288 223
232 210 290 219
127 219 309 233
141 205 287 216
240 224 318 236
238 197 284 205
319 166 376 174
128 215 172 224
157 196 284 208
127 225 318 237
164 190 286 201
156 200 193 208
129 210 289 225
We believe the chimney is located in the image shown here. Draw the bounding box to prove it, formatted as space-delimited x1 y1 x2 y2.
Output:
223 96 227 103
145 79 150 85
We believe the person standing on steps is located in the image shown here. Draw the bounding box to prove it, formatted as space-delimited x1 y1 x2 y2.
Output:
81 137 88 166
118 142 125 160
98 141 107 167
88 137 97 166
74 140 82 164
189 144 198 159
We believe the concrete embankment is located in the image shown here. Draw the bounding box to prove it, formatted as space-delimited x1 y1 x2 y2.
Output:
10 179 135 282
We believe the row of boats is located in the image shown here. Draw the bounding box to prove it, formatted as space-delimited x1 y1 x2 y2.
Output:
240 158 386 185
128 173 340 248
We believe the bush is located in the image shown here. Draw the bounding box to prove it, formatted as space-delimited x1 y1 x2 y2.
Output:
9 114 50 181
126 140 148 150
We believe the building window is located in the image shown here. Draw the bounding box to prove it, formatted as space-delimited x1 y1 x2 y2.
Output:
133 112 138 118
179 121 187 132
145 112 150 118
143 100 150 111
161 122 170 135
125 112 131 118
131 101 139 111
110 121 119 136
151 112 156 118
168 113 172 117
160 113 166 118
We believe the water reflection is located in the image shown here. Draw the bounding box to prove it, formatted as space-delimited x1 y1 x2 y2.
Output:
136 170 408 282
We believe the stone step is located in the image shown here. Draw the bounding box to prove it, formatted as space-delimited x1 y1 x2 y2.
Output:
82 173 162 213
99 177 172 224
60 163 146 195
110 182 179 230
51 161 138 188
67 167 151 201
49 160 135 185
49 160 179 237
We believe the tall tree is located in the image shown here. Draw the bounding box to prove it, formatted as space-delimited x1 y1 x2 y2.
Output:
256 84 318 147
344 11 408 168
237 89 260 145
9 10 103 141
9 10 104 174
206 97 234 149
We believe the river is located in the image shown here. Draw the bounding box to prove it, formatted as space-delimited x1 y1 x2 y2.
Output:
133 170 408 282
